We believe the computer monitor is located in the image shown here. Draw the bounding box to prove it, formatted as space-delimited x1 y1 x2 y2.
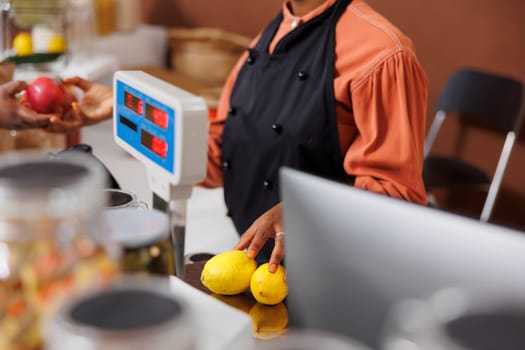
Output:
280 168 525 349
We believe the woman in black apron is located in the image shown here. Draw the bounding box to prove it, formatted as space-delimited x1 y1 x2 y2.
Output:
223 0 352 269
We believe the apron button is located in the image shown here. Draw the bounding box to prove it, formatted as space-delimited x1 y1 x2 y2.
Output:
263 180 273 189
247 56 255 64
271 123 283 133
222 161 232 170
228 107 236 115
297 71 308 80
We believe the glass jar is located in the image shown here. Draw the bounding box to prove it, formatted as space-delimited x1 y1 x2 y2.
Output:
67 0 95 62
1 0 69 67
102 208 175 276
0 150 119 350
0 0 78 153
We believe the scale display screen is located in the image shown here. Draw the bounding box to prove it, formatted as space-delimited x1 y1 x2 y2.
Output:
124 91 143 115
141 129 168 158
145 103 168 129
115 80 175 173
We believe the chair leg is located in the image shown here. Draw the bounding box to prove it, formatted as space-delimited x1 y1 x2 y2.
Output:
427 193 440 209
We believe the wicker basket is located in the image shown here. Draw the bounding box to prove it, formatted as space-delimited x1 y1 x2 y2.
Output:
168 27 251 87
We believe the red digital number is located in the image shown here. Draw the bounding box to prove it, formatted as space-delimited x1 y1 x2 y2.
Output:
151 136 167 158
153 108 168 129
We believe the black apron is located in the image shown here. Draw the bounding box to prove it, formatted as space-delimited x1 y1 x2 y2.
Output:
222 0 352 263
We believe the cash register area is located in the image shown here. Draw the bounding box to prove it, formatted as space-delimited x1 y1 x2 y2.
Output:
5 25 259 350
8 7 525 350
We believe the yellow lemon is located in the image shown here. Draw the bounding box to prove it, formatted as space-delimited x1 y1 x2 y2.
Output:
250 263 287 305
249 302 288 339
12 32 33 56
201 250 257 295
47 35 66 53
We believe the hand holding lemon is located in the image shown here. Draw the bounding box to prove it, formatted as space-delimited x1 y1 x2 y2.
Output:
250 263 287 305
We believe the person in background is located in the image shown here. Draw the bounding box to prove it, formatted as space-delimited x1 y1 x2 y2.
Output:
0 80 53 129
48 0 429 273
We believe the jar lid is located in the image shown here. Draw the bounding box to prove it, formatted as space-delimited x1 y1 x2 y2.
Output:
102 208 170 248
44 275 194 350
0 150 107 220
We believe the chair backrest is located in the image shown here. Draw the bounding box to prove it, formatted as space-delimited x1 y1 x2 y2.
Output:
425 69 525 157
424 68 525 222
436 68 524 133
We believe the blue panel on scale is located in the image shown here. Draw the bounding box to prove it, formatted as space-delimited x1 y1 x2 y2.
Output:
115 80 175 174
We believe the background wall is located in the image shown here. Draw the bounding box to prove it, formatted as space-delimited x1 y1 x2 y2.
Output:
143 0 525 229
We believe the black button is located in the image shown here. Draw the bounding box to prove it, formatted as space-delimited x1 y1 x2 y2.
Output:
297 71 308 80
222 161 232 170
226 210 232 217
228 107 236 115
263 180 273 189
247 56 255 64
271 123 283 134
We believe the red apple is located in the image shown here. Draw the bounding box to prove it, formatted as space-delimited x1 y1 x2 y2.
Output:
24 77 76 114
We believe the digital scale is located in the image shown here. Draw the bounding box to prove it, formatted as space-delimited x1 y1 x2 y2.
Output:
113 70 208 278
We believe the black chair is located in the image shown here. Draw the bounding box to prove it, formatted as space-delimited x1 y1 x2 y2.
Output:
423 68 525 222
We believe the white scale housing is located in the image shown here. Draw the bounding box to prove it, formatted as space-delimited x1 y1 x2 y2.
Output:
113 70 208 278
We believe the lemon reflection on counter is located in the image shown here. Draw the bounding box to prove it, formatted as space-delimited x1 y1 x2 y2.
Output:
211 292 256 314
211 293 288 340
250 302 289 340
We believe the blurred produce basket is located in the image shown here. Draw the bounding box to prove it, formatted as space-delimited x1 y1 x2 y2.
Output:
168 27 250 87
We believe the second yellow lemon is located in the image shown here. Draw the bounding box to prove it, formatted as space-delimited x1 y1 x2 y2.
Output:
250 263 288 305
201 250 257 295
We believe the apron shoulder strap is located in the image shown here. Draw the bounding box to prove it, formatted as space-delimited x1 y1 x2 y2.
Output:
255 12 284 52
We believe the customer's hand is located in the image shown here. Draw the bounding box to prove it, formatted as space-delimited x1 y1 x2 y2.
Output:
0 81 53 129
234 202 285 273
46 76 113 132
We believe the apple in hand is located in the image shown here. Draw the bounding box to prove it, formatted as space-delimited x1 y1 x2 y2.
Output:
23 77 76 114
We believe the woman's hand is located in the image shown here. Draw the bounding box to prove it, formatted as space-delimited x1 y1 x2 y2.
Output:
0 81 53 129
234 202 285 273
45 76 113 133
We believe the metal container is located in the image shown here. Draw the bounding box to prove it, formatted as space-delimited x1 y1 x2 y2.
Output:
103 208 175 276
103 188 147 210
0 150 119 350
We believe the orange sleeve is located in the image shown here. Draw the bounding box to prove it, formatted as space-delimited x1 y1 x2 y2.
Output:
344 50 428 204
198 36 259 188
